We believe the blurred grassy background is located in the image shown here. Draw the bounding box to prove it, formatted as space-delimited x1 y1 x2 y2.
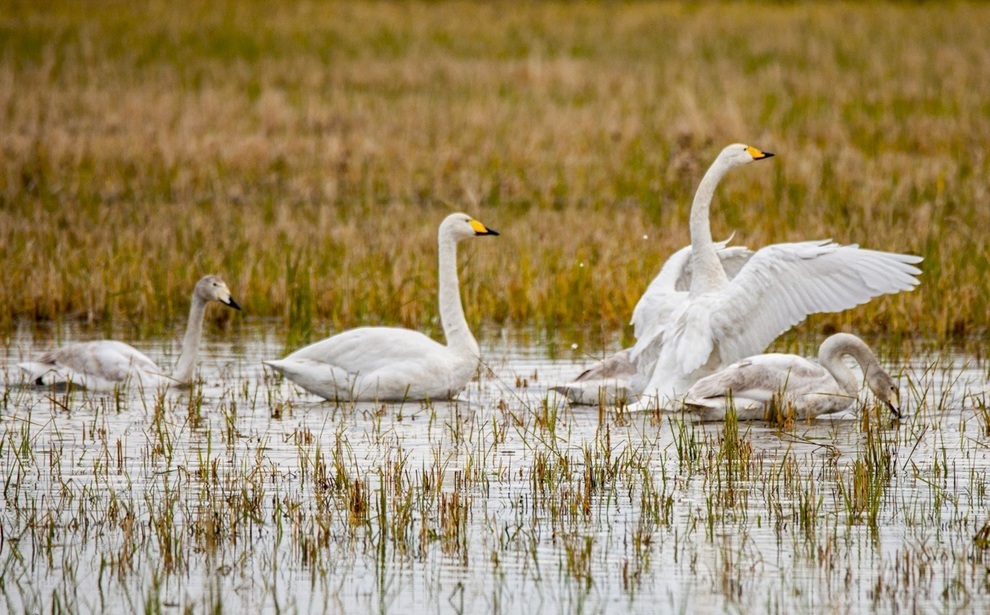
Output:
1 1 987 351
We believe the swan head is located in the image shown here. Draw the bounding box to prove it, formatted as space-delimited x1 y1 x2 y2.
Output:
195 275 242 310
718 143 775 168
441 212 500 242
866 366 901 418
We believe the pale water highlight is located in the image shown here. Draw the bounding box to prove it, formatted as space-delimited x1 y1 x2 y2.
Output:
1 324 987 613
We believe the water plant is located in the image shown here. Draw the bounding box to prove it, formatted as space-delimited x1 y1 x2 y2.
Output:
0 1 987 347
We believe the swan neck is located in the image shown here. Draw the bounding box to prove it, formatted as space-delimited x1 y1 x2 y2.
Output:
689 157 732 293
438 232 479 357
172 295 208 384
819 334 877 396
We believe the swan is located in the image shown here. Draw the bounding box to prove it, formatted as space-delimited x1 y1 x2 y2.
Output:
682 333 902 421
552 238 753 405
550 348 638 406
264 212 499 402
19 275 241 391
621 143 923 410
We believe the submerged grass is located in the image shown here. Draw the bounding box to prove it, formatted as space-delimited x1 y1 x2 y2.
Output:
0 335 985 612
0 1 988 347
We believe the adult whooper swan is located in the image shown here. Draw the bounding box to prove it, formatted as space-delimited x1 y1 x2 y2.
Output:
626 143 922 410
552 238 753 405
264 212 499 402
19 275 241 392
683 333 902 421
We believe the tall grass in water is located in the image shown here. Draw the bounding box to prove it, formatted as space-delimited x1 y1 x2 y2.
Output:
0 344 987 611
0 1 987 348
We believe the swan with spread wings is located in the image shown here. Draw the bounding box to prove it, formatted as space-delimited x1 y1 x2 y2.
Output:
626 144 921 410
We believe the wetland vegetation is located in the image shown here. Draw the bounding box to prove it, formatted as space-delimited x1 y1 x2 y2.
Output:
0 1 988 347
1 329 988 613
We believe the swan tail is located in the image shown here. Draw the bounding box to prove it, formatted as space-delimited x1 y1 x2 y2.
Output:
264 358 357 401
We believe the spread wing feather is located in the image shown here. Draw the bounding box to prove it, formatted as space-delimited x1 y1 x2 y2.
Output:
707 240 922 371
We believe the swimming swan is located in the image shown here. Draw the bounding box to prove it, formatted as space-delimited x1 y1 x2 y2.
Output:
682 332 901 421
552 238 752 405
264 212 499 402
626 144 922 410
19 275 241 391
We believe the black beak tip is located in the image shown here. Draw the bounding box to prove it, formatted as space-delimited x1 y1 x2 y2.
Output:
886 401 902 419
762 151 775 159
485 229 500 236
226 297 242 311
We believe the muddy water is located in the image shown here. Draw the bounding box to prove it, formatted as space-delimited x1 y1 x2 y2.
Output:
1 323 988 613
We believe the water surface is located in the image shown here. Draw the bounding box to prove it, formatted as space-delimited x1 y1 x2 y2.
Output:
2 324 988 614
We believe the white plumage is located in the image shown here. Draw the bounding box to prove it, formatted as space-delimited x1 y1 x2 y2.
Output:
552 239 751 405
19 275 241 391
683 332 902 421
264 213 498 402
627 144 922 410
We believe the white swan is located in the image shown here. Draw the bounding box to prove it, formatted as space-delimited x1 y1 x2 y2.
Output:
550 348 638 406
264 212 499 402
19 275 241 391
625 143 922 410
683 332 901 421
553 238 753 405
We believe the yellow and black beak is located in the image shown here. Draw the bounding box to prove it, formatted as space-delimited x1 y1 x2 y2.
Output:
745 146 774 160
469 219 500 236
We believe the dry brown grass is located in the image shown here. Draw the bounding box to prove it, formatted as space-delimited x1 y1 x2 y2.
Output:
1 1 987 347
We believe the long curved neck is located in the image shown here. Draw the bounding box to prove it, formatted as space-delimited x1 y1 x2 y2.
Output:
689 156 733 294
819 334 878 396
171 295 208 385
438 232 480 357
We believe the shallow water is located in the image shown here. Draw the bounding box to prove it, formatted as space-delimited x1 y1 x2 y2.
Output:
1 323 988 614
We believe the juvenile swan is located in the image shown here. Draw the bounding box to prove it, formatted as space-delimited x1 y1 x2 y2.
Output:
19 276 241 391
627 144 922 410
264 213 499 402
683 333 902 421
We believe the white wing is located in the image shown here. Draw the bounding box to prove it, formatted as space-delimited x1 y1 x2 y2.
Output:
283 326 451 375
675 247 754 292
266 326 479 401
629 240 754 374
703 240 922 373
21 341 164 385
631 239 753 337
568 349 637 382
686 354 828 402
629 245 693 340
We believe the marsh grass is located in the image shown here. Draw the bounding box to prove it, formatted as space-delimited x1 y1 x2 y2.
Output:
5 351 981 612
0 1 988 348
